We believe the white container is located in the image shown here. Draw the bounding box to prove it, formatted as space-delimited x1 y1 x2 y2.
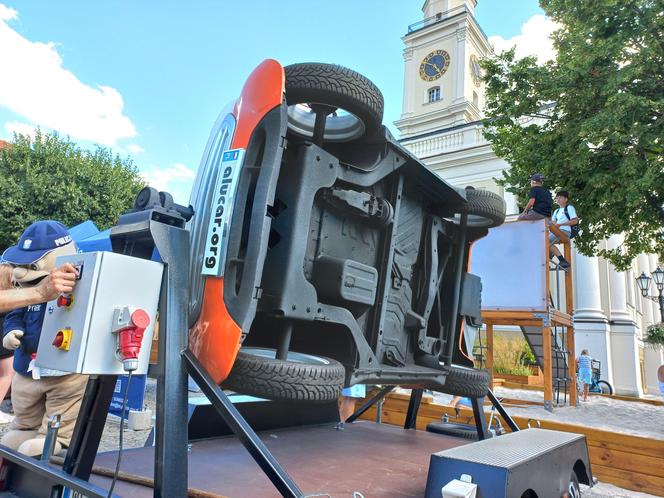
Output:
441 478 477 498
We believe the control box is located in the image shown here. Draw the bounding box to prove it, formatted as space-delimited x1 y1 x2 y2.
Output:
36 251 163 375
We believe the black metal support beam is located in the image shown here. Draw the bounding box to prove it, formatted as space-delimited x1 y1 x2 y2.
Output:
345 385 395 424
0 445 112 498
471 396 489 440
62 375 117 480
404 388 424 430
184 349 303 498
150 221 190 498
486 389 520 432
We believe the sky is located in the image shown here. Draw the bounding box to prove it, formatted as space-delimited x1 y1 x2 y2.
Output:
0 1 554 203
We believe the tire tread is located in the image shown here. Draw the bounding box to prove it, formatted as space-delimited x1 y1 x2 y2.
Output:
457 188 507 228
223 351 345 403
440 365 491 398
284 63 384 138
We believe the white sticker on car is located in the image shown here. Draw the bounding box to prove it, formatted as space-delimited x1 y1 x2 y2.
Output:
201 148 245 277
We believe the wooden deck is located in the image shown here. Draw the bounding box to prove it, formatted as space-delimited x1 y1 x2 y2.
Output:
358 392 664 496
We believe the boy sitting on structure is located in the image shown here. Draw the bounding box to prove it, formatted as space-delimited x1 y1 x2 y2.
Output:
517 173 552 221
549 190 578 270
1 220 87 457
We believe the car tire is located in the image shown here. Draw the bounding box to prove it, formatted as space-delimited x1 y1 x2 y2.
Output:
284 62 384 142
426 421 488 441
597 380 613 395
440 365 491 398
222 347 345 403
451 187 506 228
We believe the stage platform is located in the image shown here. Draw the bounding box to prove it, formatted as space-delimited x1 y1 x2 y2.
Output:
89 420 469 497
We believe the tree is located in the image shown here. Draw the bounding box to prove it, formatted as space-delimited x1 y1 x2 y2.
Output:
482 0 663 270
0 130 145 251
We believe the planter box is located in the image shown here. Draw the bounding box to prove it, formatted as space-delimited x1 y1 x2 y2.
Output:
496 371 543 386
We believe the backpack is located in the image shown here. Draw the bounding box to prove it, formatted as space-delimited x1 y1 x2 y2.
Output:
563 206 580 238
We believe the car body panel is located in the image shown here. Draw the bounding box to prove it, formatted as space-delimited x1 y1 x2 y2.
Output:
189 59 286 384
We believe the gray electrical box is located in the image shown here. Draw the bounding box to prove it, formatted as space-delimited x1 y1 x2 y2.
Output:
36 251 163 375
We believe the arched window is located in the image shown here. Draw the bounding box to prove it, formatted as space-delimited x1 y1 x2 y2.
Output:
428 86 441 103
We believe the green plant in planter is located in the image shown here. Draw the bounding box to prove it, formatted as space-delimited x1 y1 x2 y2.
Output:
644 324 664 349
519 344 538 366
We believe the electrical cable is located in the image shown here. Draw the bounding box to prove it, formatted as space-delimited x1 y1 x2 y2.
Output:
107 370 132 498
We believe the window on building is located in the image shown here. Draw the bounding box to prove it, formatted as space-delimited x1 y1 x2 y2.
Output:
428 87 441 103
473 91 479 108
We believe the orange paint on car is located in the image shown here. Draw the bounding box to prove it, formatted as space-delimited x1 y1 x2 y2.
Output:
189 59 285 384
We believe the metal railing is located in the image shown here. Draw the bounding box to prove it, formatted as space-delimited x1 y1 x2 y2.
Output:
407 12 444 34
406 6 488 40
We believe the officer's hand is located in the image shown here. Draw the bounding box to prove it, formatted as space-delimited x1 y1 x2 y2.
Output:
36 264 77 301
3 330 24 350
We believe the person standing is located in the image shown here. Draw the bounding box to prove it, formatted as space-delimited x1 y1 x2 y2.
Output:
517 173 552 221
549 190 579 270
577 349 593 402
658 365 664 400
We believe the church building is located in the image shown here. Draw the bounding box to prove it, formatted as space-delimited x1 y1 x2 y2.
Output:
396 0 663 397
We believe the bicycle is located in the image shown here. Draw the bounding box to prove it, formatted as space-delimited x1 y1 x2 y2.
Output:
577 359 613 398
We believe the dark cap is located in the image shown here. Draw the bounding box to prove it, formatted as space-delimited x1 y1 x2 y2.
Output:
529 173 545 182
2 220 73 265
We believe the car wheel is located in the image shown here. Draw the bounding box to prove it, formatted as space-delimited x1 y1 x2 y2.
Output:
222 347 345 402
449 187 506 228
439 365 491 398
284 62 384 142
597 380 613 395
426 421 491 441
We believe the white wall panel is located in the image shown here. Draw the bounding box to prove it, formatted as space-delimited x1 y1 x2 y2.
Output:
470 220 548 311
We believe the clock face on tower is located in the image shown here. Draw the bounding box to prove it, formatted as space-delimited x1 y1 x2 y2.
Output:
419 50 451 81
470 54 482 87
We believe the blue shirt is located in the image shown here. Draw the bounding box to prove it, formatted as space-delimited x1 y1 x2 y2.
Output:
3 303 46 376
578 354 592 371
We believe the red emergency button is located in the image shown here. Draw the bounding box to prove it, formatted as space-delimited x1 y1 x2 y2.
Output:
52 328 72 351
131 309 150 329
57 294 73 308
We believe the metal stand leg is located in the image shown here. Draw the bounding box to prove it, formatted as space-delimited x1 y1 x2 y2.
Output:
471 397 489 440
486 389 519 432
404 388 424 430
62 375 118 479
150 223 190 498
184 350 303 498
345 385 395 424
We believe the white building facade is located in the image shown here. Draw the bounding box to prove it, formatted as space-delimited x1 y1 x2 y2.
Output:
396 0 663 396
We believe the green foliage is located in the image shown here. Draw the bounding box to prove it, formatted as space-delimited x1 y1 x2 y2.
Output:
519 344 538 366
0 130 145 251
482 0 664 270
491 334 538 376
644 324 664 348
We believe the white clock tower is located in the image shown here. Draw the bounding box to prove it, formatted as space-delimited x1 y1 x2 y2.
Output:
395 0 491 139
